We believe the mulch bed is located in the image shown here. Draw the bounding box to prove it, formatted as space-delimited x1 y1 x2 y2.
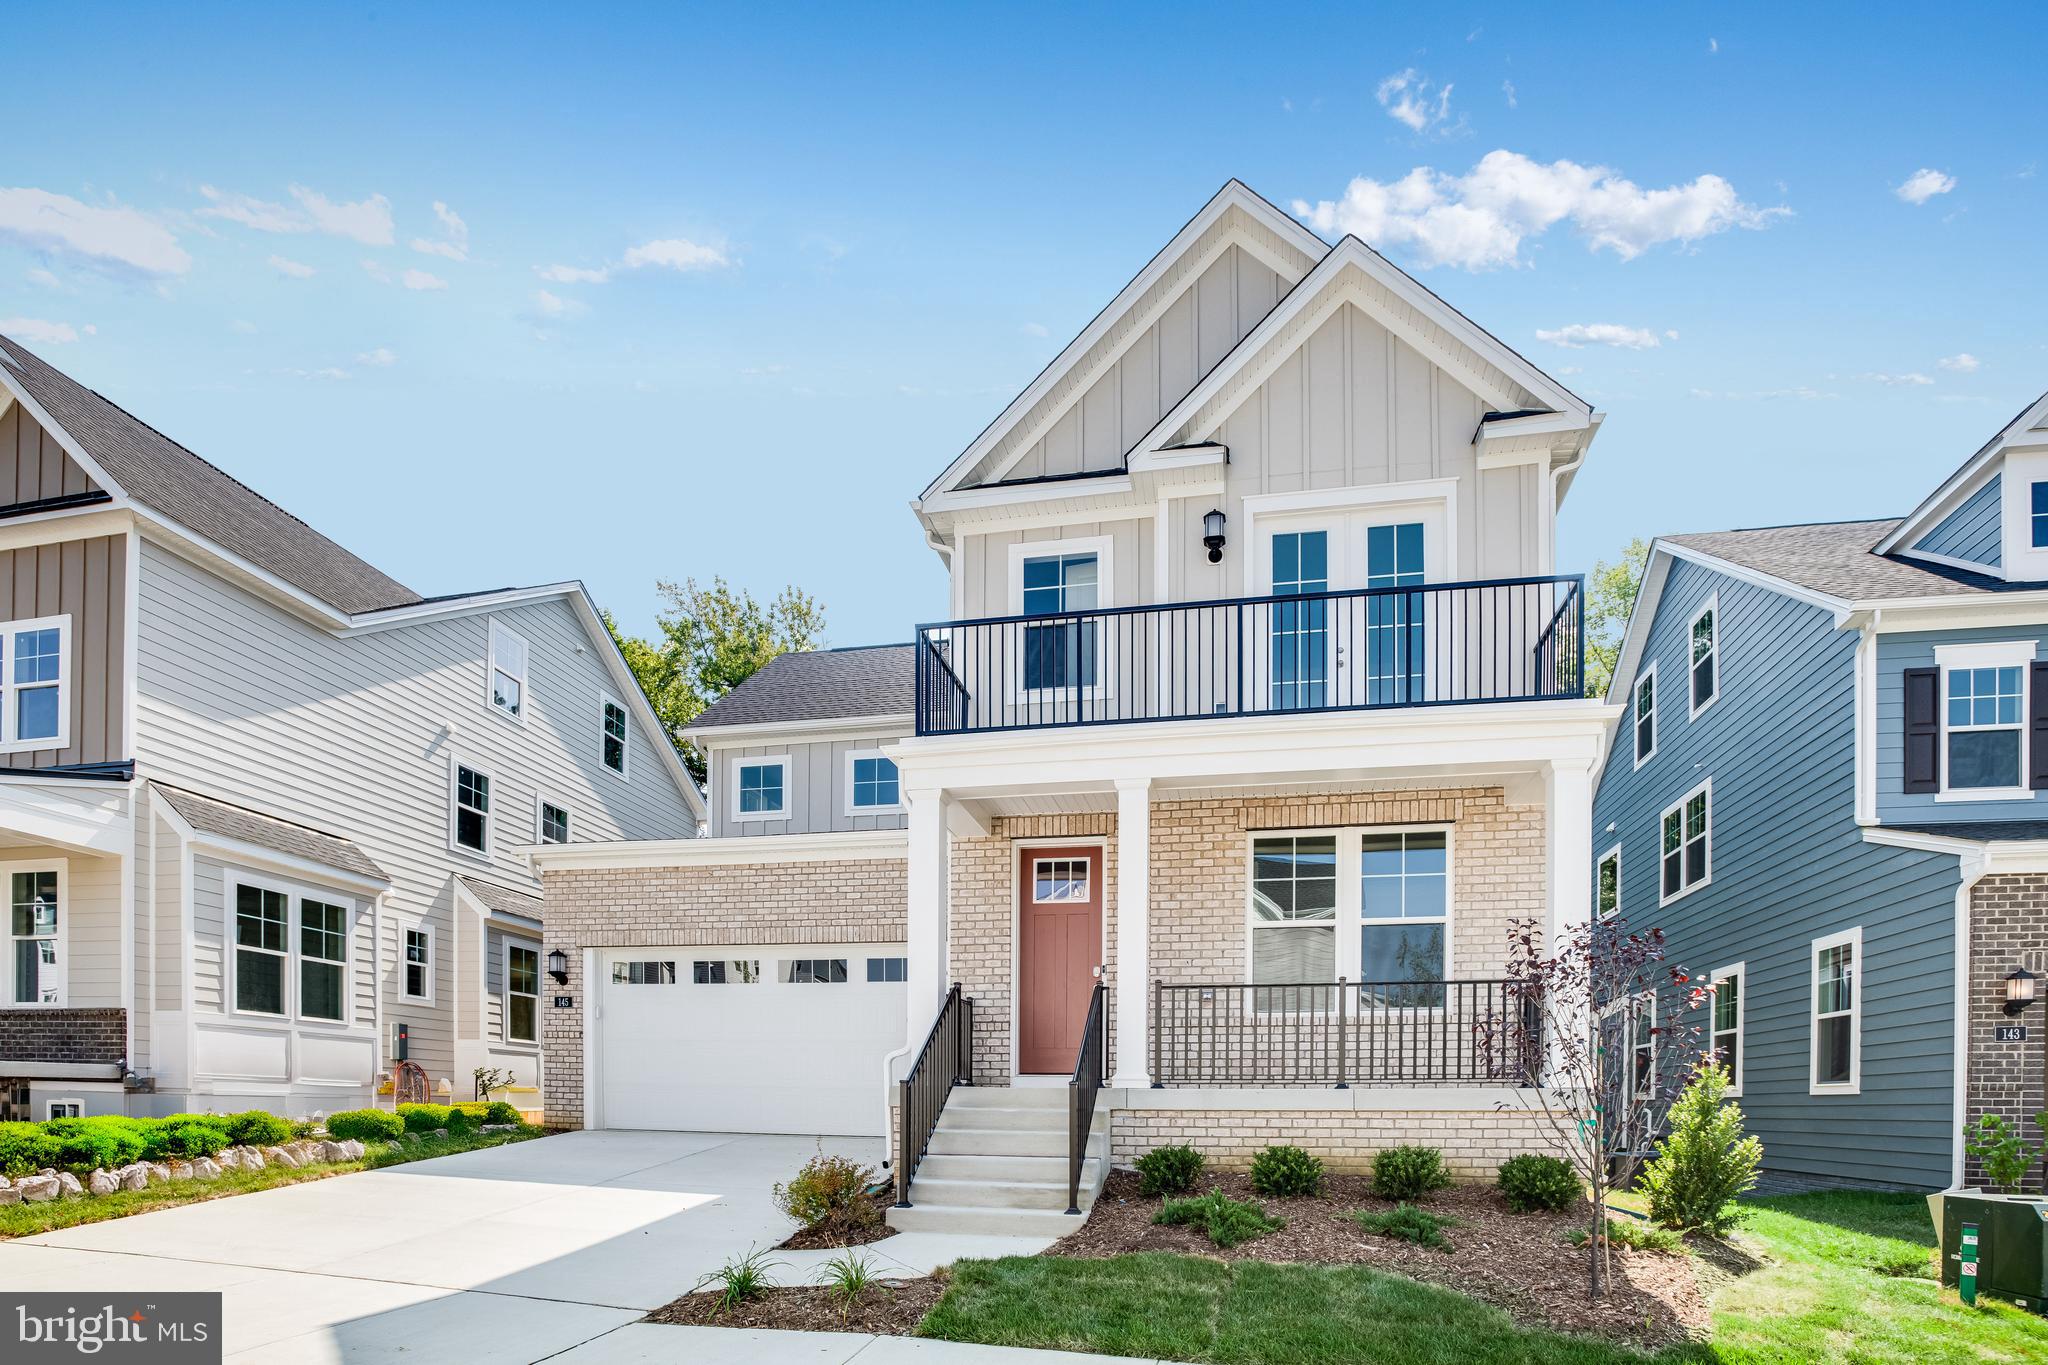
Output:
1054 1169 1711 1351
776 1188 900 1250
648 1275 945 1334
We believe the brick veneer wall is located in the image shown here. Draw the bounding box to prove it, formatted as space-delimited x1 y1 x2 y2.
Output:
537 857 907 1127
0 1007 125 1065
1112 1105 1555 1179
1965 874 2048 1191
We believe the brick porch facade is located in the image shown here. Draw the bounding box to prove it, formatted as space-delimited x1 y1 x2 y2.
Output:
1965 873 2048 1192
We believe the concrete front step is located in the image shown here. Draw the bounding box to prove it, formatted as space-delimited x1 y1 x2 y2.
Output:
933 1103 1108 1132
886 1202 1092 1237
947 1085 1069 1109
925 1126 1072 1157
905 1175 1081 1210
917 1152 1103 1183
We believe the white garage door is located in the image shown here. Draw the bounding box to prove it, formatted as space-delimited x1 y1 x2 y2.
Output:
596 943 908 1135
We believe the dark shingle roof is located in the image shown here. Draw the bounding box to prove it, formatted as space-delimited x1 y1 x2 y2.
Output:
153 784 388 882
1888 821 2048 843
0 336 421 615
1664 519 2032 603
456 875 544 920
692 644 915 730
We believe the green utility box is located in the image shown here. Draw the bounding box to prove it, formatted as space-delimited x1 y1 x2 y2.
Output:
1929 1191 2048 1313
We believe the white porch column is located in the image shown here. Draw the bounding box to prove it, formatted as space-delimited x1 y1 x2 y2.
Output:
1545 758 1594 945
1112 776 1152 1088
904 786 951 1040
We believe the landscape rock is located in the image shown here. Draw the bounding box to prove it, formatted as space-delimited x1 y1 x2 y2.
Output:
0 1185 19 1205
55 1172 84 1197
16 1175 59 1203
266 1146 299 1169
432 1128 450 1139
149 1163 170 1183
191 1158 220 1181
318 1141 347 1163
480 1124 517 1133
216 1147 242 1171
88 1170 118 1196
242 1148 266 1171
167 1160 193 1181
121 1166 149 1191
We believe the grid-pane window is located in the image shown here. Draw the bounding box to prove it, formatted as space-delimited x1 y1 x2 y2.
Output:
1596 849 1620 919
455 765 490 852
540 802 570 844
602 699 628 774
693 959 760 984
851 756 899 809
299 900 347 1022
1712 970 1742 1083
867 956 908 982
1814 939 1856 1087
507 945 539 1042
235 885 288 1016
489 622 527 720
737 762 786 815
780 958 848 983
1690 605 1717 711
1269 531 1329 711
1360 832 1445 1005
404 928 431 1000
8 870 59 1005
12 625 62 743
1032 858 1090 902
1364 522 1426 705
1661 786 1709 900
1021 554 1099 690
1634 671 1656 763
1250 836 1336 991
1945 665 2023 789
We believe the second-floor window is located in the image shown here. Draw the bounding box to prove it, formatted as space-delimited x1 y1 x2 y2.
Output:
1688 598 1718 715
2033 481 2048 548
734 757 790 820
488 622 527 721
452 762 492 854
1946 662 2024 791
1660 781 1710 903
848 753 900 811
539 800 570 844
601 695 629 777
0 615 69 752
1021 552 1098 691
1633 666 1657 767
1596 846 1620 919
402 927 433 1002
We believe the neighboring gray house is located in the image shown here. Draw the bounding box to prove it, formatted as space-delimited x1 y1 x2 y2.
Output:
1593 391 2048 1192
0 335 703 1123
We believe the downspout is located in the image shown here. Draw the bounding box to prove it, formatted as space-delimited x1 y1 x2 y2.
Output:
372 890 386 1108
1951 847 1990 1190
1853 610 1882 826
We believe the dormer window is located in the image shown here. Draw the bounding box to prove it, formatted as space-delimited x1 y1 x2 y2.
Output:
2032 481 2048 549
488 621 527 722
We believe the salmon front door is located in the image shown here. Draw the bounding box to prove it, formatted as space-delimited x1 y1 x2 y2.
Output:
1017 846 1103 1074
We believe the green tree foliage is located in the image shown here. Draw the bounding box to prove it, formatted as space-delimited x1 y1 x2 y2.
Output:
1582 538 1649 699
1637 1063 1763 1234
604 577 827 783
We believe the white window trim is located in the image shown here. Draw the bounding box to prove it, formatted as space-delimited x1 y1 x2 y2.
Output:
843 749 904 816
1006 535 1117 704
227 873 292 1021
295 894 353 1027
48 1099 82 1120
1933 639 2035 802
226 871 355 1027
504 939 541 1046
0 613 72 754
1657 778 1712 907
1596 843 1621 920
1809 926 1863 1095
597 689 631 782
535 793 572 845
447 756 496 861
487 620 529 725
400 922 435 1006
730 754 793 823
1 858 66 1009
1632 662 1658 769
1687 594 1719 720
1709 961 1746 1096
1998 447 2048 580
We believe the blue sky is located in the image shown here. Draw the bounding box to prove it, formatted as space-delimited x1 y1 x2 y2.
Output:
2 4 2040 643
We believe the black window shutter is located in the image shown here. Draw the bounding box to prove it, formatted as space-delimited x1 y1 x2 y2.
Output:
1902 666 1940 794
2031 662 2048 790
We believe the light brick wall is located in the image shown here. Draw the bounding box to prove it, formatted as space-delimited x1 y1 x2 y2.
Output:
1111 1105 1557 1179
537 857 907 1127
1966 873 2048 1192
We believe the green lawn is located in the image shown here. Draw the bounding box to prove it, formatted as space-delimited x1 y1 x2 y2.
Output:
0 1126 548 1240
914 1192 2048 1364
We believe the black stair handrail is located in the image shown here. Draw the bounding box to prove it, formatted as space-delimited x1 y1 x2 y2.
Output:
1067 971 1107 1215
895 982 971 1209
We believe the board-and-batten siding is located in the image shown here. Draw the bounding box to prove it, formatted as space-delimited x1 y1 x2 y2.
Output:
1591 557 1960 1190
0 535 126 769
0 402 99 504
1912 473 2002 569
132 538 698 1086
1874 621 2048 824
710 734 911 837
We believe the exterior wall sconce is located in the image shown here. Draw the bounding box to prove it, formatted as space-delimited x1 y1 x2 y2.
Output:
548 948 570 984
1202 508 1227 563
2004 966 2038 1015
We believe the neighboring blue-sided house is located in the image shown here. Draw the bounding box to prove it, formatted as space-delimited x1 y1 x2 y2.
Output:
1593 391 2048 1193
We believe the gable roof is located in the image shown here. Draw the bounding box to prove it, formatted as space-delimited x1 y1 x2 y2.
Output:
455 873 544 922
689 644 915 733
1667 518 2048 603
1875 389 2048 560
0 335 421 614
153 782 389 883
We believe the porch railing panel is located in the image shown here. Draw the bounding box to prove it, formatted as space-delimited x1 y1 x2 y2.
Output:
915 574 1583 736
895 983 971 1208
1067 975 1106 1215
1150 979 1540 1087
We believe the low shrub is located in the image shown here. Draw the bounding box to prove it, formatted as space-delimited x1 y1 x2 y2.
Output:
326 1109 405 1143
694 1247 784 1312
1573 1218 1683 1254
483 1101 521 1125
774 1151 879 1233
45 1117 148 1174
1636 1064 1763 1234
440 1106 479 1135
1964 1114 2039 1195
1248 1144 1325 1198
224 1111 294 1147
146 1119 231 1160
289 1118 321 1140
1134 1144 1205 1197
1497 1153 1580 1214
1373 1145 1452 1200
1156 1190 1283 1248
0 1120 61 1176
1354 1203 1460 1251
396 1103 453 1134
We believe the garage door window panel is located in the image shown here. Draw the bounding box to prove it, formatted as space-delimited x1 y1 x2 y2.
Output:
612 960 676 985
781 958 848 983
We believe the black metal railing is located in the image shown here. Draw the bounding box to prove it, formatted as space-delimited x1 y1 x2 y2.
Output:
895 983 972 1208
1068 974 1107 1215
914 574 1583 735
1149 978 1540 1087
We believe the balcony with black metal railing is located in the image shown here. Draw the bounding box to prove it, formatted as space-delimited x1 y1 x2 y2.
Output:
914 574 1583 736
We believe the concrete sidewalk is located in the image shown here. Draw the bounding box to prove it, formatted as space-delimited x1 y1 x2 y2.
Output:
552 1323 1145 1363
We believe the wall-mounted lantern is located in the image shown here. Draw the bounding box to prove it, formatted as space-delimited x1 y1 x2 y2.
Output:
2004 966 2038 1016
548 948 570 984
1202 508 1227 563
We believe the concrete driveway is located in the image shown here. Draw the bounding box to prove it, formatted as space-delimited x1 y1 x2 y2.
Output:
0 1130 1052 1363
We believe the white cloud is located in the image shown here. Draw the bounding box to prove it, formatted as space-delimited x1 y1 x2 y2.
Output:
1708 38 1719 54
537 263 610 284
1376 69 1456 134
0 187 190 277
229 319 259 334
1693 386 1837 401
621 237 730 272
1502 79 1517 109
400 268 448 291
355 346 396 367
280 366 351 381
0 317 82 344
1864 371 1935 387
360 259 390 283
1938 352 1981 373
199 184 394 245
267 254 316 279
26 268 59 288
1534 323 1664 350
532 289 585 318
1894 168 1956 205
1020 322 1050 338
410 201 469 261
1293 150 1787 270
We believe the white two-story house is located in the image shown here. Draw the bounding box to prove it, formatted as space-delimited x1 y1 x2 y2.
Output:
0 336 702 1123
532 182 1615 1234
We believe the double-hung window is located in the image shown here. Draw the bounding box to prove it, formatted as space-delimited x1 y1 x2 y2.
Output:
6 866 61 1006
1710 963 1745 1093
402 926 434 1003
507 944 539 1043
488 621 527 722
451 761 492 855
1944 655 2025 793
298 899 348 1022
1688 597 1718 716
600 694 629 777
1596 846 1621 919
1359 831 1447 1006
1249 829 1454 1012
2033 481 2048 549
732 756 790 821
1659 781 1710 903
234 879 354 1022
1020 552 1099 691
1250 835 1337 1003
0 615 69 752
848 752 901 812
538 799 571 844
1632 666 1657 767
1811 928 1860 1093
233 884 289 1017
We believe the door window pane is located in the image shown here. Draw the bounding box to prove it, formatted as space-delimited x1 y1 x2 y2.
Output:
1270 531 1329 710
1365 523 1425 705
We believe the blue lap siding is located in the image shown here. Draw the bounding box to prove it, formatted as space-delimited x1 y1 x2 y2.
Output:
1593 557 1960 1190
1912 473 2002 569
